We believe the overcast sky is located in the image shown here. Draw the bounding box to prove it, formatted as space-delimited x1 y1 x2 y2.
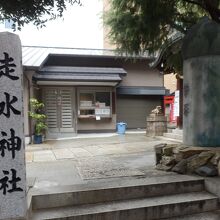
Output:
15 0 103 49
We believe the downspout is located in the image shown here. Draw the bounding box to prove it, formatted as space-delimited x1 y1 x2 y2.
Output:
23 69 32 144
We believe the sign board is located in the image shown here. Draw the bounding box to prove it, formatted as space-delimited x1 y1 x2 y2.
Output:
0 32 27 219
174 90 180 117
95 108 110 116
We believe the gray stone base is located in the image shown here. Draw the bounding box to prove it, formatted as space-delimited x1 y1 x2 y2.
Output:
146 114 167 136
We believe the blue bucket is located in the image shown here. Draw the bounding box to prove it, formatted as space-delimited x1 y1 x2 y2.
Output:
117 122 127 134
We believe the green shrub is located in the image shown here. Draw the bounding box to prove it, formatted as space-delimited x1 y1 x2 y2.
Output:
29 98 47 136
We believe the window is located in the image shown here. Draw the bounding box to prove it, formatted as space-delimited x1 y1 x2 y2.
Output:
96 92 110 106
78 90 111 118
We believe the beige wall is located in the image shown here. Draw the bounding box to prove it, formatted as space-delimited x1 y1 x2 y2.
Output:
120 60 163 87
164 74 177 94
103 0 116 50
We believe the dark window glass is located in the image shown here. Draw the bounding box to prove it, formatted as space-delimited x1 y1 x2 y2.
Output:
96 92 110 106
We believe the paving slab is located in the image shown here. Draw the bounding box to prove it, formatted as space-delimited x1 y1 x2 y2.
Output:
98 145 129 155
27 143 54 151
126 146 151 153
26 160 82 188
82 145 103 156
83 145 129 156
53 148 76 160
33 150 56 162
69 147 93 158
26 152 33 163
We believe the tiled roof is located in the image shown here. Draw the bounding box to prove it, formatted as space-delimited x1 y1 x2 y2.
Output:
117 86 167 95
33 73 122 82
39 66 127 75
22 46 51 68
34 66 126 82
22 46 152 68
149 33 183 68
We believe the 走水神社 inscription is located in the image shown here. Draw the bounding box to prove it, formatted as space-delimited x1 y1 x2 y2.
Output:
0 32 27 219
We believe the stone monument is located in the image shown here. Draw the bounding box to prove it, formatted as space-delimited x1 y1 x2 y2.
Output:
0 32 27 219
146 106 167 136
182 17 220 147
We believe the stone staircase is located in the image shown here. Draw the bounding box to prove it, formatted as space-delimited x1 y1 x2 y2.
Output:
163 128 183 142
29 175 220 220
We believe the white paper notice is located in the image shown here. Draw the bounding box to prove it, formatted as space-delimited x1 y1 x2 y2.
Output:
174 90 180 117
96 116 101 120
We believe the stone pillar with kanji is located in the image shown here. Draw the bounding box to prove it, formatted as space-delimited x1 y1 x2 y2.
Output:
182 18 220 147
0 32 27 219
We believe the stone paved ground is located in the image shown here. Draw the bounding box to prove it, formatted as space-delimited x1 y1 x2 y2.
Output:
26 135 165 162
26 133 179 190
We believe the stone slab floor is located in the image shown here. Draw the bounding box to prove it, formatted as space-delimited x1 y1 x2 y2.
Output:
26 133 180 191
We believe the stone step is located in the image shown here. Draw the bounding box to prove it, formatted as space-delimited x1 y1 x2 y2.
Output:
172 129 183 135
164 210 220 220
163 132 183 140
31 191 218 220
31 175 204 210
155 136 183 143
155 136 182 143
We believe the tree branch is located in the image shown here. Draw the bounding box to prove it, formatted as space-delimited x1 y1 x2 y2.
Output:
182 0 205 9
204 0 220 23
170 22 187 34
